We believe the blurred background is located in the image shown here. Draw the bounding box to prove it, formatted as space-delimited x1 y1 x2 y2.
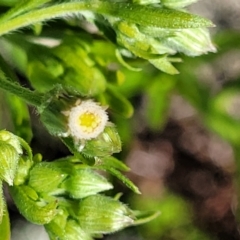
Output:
1 0 240 239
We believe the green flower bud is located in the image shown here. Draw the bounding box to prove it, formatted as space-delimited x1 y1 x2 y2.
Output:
162 28 216 56
77 195 135 234
82 125 122 158
61 168 113 199
13 155 34 186
9 185 58 224
28 162 68 194
0 141 19 185
0 130 22 155
0 130 32 185
65 219 93 240
161 0 198 9
45 208 92 240
45 208 68 239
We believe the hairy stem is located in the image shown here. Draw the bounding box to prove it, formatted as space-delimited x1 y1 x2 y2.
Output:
0 70 43 107
0 0 213 36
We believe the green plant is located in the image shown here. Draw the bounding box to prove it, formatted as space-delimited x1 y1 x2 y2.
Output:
0 0 215 239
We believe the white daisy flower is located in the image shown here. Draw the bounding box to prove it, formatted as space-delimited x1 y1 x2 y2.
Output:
63 100 108 140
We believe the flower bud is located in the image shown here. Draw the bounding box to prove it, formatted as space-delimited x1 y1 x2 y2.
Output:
77 195 134 234
0 130 22 155
9 185 58 224
13 156 34 186
28 162 68 194
45 209 92 240
162 28 216 56
0 141 19 185
82 125 122 158
61 168 113 199
65 219 93 240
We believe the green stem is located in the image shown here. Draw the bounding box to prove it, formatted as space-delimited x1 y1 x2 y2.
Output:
0 70 43 107
0 0 51 24
0 2 91 36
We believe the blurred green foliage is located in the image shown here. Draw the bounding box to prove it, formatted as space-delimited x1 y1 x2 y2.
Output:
0 0 239 240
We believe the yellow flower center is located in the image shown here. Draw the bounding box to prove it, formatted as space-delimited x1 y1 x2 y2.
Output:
78 112 101 133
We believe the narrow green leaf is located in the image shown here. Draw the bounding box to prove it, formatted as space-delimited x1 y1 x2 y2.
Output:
98 156 130 172
99 166 140 194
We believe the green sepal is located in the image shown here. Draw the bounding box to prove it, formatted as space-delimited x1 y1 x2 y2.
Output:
61 137 95 165
61 168 113 199
77 194 135 234
38 85 71 136
9 185 58 224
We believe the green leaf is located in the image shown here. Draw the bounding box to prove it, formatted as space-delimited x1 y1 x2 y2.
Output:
98 166 140 194
149 57 179 74
99 156 130 172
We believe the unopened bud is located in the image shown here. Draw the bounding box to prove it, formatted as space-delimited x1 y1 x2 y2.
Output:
0 141 19 185
77 195 134 234
61 168 113 199
82 125 122 157
162 28 216 56
9 185 58 224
